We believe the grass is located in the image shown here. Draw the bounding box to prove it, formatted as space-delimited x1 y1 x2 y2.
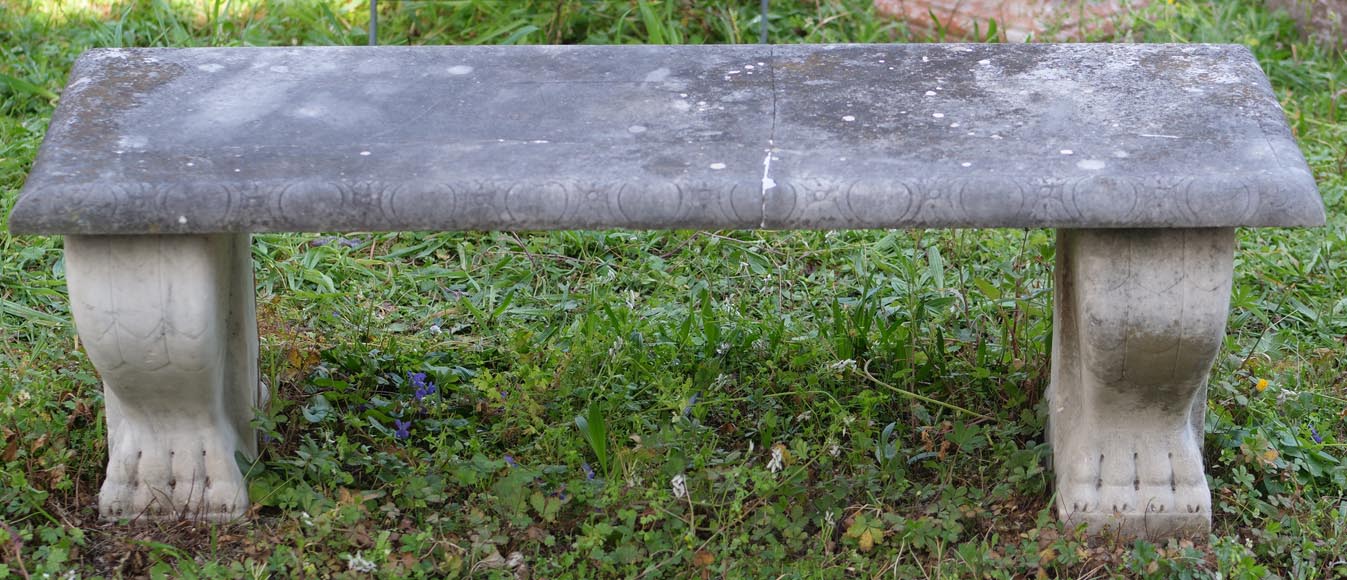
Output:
1 0 1345 577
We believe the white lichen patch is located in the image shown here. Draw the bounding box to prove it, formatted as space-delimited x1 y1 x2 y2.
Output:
1060 149 1074 155
932 112 944 118
197 64 224 73
269 65 290 73
1112 150 1130 158
710 162 727 170
360 151 372 156
842 115 855 122
447 65 473 75
644 68 671 82
1076 159 1107 170
925 90 937 96
673 100 691 112
961 162 972 167
628 125 647 134
760 151 776 191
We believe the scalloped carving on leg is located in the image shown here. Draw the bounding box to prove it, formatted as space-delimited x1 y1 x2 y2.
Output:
66 234 261 523
1049 228 1233 539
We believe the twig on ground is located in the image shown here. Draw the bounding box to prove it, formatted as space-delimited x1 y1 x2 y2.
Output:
853 359 993 421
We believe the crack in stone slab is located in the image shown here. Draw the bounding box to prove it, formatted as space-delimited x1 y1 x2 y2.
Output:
761 45 777 229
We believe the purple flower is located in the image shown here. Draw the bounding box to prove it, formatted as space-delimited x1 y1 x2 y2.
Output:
582 462 595 480
1311 425 1323 444
414 383 438 402
408 372 428 389
394 419 411 439
682 392 700 417
503 454 518 468
409 372 437 402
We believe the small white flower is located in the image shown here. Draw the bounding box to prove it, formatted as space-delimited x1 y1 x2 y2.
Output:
795 410 812 422
716 342 731 356
608 337 625 358
301 511 314 527
824 510 836 529
767 445 785 473
427 324 442 335
1277 389 1298 405
671 474 688 498
346 551 377 573
828 359 857 373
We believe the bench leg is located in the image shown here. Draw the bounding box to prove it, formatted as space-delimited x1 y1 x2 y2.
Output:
65 234 262 522
1049 228 1233 539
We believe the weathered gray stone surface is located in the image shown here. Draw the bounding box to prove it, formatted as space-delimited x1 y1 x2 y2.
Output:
65 233 260 521
8 43 1324 234
1050 227 1233 538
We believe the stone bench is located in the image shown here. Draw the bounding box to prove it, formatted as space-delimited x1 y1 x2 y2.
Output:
8 43 1324 538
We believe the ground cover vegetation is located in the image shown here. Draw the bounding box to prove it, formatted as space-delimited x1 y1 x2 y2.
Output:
1 0 1345 577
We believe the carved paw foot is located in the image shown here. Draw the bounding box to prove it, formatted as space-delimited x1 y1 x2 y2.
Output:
100 422 248 522
1055 429 1209 538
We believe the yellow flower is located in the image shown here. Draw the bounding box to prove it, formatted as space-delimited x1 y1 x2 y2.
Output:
1255 378 1269 392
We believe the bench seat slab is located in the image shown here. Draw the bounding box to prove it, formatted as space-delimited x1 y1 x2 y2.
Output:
1049 227 1233 538
9 44 1324 235
65 234 262 521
